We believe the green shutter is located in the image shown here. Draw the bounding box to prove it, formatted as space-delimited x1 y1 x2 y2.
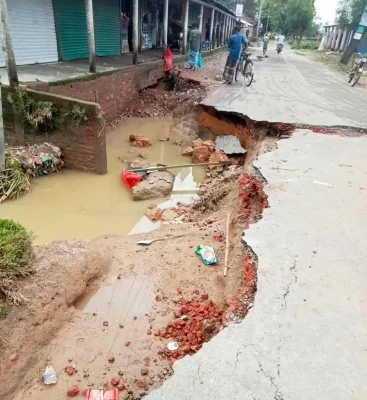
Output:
94 0 120 56
54 0 89 61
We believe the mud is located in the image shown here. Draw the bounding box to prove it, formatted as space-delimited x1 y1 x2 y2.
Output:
0 53 283 400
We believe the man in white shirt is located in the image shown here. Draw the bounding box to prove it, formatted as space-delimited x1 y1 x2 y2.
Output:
277 34 286 44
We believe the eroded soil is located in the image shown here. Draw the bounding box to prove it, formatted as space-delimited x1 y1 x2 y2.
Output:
0 52 281 400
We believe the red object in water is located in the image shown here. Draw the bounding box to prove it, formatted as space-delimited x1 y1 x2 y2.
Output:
121 170 143 189
164 47 174 72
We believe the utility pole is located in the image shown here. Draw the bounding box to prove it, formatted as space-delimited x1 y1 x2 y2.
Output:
341 5 367 64
163 0 169 53
85 0 96 73
182 0 189 55
133 0 139 63
0 82 4 171
0 0 19 87
256 0 263 38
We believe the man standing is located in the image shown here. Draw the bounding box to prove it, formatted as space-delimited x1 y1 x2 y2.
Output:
263 33 270 55
187 23 202 70
223 25 247 84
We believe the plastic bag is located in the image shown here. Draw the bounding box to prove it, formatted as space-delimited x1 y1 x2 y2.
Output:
197 54 203 69
195 245 219 265
121 170 143 189
43 364 57 385
164 47 174 72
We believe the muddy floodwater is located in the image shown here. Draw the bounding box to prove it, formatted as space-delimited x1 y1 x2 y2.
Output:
1 118 204 244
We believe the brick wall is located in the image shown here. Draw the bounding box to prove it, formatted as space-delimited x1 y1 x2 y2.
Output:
28 61 165 122
3 87 107 174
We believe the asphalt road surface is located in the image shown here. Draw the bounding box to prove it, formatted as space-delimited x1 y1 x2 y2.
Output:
147 46 367 400
202 44 367 129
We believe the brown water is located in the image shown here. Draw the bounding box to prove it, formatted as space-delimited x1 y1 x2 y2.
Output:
1 118 204 244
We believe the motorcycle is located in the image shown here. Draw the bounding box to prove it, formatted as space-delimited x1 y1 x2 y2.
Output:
348 53 366 87
276 43 283 54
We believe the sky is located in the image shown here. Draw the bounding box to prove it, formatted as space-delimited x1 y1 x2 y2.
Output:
315 0 339 24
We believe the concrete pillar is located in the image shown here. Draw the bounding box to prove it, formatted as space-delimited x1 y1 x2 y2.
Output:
339 28 348 52
331 26 338 49
224 16 228 42
209 8 215 50
132 0 139 63
318 28 327 51
85 0 96 73
219 13 224 46
327 26 334 48
163 0 169 53
199 4 204 34
335 28 343 51
182 0 189 55
0 0 18 86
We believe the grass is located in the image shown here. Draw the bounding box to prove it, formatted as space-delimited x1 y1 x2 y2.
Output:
0 219 34 316
291 41 320 50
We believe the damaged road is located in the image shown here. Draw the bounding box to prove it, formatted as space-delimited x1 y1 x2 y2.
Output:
146 128 367 400
202 45 367 129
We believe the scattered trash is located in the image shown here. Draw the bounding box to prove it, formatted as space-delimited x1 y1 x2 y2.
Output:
125 341 131 347
195 245 219 265
43 364 57 385
103 321 109 327
313 180 333 188
111 376 120 386
67 385 80 397
65 365 75 375
177 288 183 295
85 389 119 400
121 170 143 189
167 342 179 351
108 355 115 363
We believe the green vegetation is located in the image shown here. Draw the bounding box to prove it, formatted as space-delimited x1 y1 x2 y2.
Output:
70 104 88 126
8 87 61 134
291 41 319 50
0 219 34 316
0 154 30 203
336 0 366 29
262 0 316 37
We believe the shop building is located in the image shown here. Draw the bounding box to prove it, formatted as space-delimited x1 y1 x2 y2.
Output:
0 0 236 71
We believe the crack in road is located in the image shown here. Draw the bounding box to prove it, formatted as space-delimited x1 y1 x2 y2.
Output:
235 349 242 369
257 360 284 400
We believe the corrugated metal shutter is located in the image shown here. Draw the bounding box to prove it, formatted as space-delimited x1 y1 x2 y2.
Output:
94 0 121 56
0 0 58 67
53 0 89 61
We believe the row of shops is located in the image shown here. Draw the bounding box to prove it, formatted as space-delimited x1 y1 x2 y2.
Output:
0 0 236 68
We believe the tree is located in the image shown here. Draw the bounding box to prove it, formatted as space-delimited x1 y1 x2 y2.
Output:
336 0 367 29
261 0 315 36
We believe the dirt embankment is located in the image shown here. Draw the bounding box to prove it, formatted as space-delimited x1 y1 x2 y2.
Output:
0 53 283 400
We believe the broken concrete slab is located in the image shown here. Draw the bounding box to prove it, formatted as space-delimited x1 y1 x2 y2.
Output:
132 171 175 201
215 135 246 154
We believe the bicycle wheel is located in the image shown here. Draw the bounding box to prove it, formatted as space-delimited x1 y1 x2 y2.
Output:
244 60 254 87
235 60 244 82
351 71 362 87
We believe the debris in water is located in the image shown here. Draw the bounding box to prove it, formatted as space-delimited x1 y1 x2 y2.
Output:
108 355 115 363
129 134 152 147
103 321 109 327
43 364 57 385
167 342 179 351
195 245 219 265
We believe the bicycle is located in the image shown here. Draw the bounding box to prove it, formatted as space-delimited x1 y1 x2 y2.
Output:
235 48 254 86
348 52 366 87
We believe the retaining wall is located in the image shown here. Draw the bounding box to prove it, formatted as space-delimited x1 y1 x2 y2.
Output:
3 87 107 174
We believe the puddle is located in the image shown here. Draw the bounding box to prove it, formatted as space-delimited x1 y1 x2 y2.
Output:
1 118 205 244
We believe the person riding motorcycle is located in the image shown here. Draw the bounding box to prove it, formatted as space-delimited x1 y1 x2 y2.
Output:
277 34 285 52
